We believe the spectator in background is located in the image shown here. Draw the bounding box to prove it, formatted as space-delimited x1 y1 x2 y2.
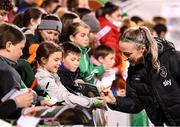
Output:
17 0 37 13
95 7 104 19
41 0 60 14
82 14 100 33
121 17 136 35
66 0 89 12
130 16 144 26
22 14 62 63
36 14 62 44
75 7 91 19
54 5 68 18
0 0 13 23
81 13 101 55
153 16 167 25
67 0 79 12
98 1 122 61
154 24 167 39
59 13 81 43
13 7 42 35
78 0 89 9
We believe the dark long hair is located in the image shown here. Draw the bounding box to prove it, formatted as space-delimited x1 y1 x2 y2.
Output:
13 7 42 28
37 42 63 63
60 13 79 43
32 42 63 73
102 2 119 17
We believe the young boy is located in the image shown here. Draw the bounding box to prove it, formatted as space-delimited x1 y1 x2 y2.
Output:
91 45 116 126
93 45 116 89
57 42 83 95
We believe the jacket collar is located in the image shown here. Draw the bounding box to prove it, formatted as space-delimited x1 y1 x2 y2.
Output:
156 38 175 57
69 41 90 54
80 46 90 53
0 55 17 67
60 64 79 79
37 67 56 78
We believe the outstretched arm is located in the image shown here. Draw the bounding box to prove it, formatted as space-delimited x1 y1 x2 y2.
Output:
102 82 143 113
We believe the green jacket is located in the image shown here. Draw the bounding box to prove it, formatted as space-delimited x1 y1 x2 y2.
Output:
79 47 105 84
16 59 37 89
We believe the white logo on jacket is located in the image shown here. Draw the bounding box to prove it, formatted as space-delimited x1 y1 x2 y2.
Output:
163 79 171 87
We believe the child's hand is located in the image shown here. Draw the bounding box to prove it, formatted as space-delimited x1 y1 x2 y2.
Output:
15 90 34 108
98 85 112 97
23 106 49 116
40 99 53 106
75 79 85 84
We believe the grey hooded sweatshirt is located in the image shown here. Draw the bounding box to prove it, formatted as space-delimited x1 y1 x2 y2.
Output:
35 67 98 108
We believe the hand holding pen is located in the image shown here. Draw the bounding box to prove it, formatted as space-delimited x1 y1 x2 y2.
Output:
15 90 34 108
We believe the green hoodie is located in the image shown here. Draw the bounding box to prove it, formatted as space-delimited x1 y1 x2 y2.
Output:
79 47 105 84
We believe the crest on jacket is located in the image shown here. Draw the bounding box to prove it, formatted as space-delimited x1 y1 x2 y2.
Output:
160 66 167 78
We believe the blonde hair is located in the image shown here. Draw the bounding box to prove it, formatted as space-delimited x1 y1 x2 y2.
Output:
121 26 161 72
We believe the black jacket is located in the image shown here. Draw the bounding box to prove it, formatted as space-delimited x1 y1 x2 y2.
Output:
109 39 180 126
57 64 82 95
0 56 22 119
0 100 21 119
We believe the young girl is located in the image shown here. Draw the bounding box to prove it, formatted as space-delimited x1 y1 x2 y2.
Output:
13 7 42 35
35 42 104 108
67 22 109 84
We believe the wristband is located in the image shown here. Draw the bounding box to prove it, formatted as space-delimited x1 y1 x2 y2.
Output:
95 99 102 106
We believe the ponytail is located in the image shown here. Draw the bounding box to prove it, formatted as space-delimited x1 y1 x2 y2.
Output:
31 59 40 74
140 26 161 72
13 7 42 28
13 13 25 28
